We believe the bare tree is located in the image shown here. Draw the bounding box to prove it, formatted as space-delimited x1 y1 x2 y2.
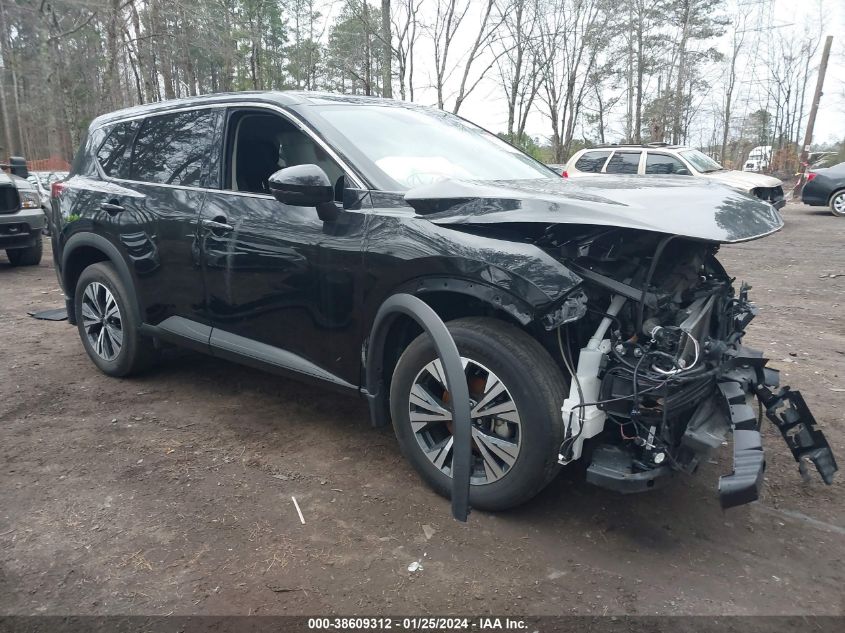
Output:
537 0 613 161
494 0 541 141
392 0 422 100
719 11 746 164
428 0 507 113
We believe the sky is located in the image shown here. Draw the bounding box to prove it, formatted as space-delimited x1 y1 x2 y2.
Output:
352 0 845 148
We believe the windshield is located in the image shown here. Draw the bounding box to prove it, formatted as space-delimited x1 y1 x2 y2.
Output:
680 150 723 173
307 104 556 191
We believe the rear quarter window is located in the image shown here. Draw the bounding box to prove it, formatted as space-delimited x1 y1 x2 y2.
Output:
96 121 140 178
129 110 218 187
574 151 611 173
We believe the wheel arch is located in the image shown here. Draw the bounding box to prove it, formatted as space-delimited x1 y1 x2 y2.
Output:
62 233 140 325
364 279 537 428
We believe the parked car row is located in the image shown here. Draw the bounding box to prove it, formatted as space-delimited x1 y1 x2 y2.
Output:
28 170 69 211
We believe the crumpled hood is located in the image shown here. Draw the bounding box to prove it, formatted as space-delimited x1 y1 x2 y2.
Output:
698 169 783 191
404 176 784 243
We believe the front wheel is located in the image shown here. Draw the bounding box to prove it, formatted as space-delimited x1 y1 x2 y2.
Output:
830 190 845 217
389 317 568 511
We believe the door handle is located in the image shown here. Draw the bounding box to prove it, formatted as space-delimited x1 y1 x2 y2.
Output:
202 217 234 232
100 201 125 214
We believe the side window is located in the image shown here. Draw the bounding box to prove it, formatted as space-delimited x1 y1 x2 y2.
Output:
130 110 218 187
96 121 140 178
605 151 642 175
645 153 690 175
228 110 344 198
574 150 611 173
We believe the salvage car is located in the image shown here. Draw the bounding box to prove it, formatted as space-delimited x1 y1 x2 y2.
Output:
564 144 786 209
48 93 836 511
1 157 45 265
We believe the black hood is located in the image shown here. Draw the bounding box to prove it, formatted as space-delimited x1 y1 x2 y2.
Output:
404 176 784 243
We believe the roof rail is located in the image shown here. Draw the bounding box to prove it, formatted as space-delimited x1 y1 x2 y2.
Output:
594 143 646 148
592 142 685 150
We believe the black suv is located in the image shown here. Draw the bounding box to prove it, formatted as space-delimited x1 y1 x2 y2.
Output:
49 92 836 511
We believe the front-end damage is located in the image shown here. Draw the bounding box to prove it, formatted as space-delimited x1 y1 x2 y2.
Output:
406 176 837 507
539 227 837 507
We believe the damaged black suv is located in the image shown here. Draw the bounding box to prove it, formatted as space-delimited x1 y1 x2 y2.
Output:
49 93 837 511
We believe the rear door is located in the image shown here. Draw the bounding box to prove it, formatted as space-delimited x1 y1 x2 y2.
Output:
92 108 221 327
604 151 643 175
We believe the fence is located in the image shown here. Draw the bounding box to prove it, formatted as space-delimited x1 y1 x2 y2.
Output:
26 156 71 172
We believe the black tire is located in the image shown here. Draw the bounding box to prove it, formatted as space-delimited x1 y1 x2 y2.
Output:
74 262 157 377
6 235 42 266
389 317 568 511
830 190 845 217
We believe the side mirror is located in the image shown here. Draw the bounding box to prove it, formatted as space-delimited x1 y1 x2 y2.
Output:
268 164 333 208
8 156 29 179
676 168 691 176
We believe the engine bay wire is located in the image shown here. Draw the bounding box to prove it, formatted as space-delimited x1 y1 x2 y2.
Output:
635 234 677 336
651 331 701 376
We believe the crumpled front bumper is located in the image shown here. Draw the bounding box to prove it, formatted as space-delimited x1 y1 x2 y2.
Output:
716 347 837 508
585 345 838 508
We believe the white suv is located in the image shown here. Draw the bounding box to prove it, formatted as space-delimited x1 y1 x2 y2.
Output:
564 143 785 209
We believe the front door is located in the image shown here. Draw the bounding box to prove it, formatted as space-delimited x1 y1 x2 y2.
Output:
198 107 370 388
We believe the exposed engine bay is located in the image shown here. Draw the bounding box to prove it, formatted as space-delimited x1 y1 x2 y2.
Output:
537 226 838 507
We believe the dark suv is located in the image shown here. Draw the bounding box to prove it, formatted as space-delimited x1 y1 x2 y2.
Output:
49 92 836 511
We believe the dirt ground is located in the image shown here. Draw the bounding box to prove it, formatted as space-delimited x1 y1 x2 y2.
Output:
1 201 843 617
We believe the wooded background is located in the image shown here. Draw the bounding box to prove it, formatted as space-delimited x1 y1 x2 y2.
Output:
0 0 840 169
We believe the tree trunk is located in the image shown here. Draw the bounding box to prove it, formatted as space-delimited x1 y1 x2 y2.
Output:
0 2 15 155
625 6 634 142
634 17 644 143
381 0 392 98
103 0 122 110
671 1 690 144
363 2 372 95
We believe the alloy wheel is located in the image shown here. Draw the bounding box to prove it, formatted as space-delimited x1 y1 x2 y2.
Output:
81 281 123 361
408 357 521 485
833 192 845 216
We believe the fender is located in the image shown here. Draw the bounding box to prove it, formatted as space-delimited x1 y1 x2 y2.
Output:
61 232 141 326
395 275 537 325
382 274 587 336
361 275 531 419
363 274 586 424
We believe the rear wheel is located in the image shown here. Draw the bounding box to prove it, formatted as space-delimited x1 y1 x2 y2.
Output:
830 190 845 217
6 235 42 266
74 262 157 376
389 317 568 511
